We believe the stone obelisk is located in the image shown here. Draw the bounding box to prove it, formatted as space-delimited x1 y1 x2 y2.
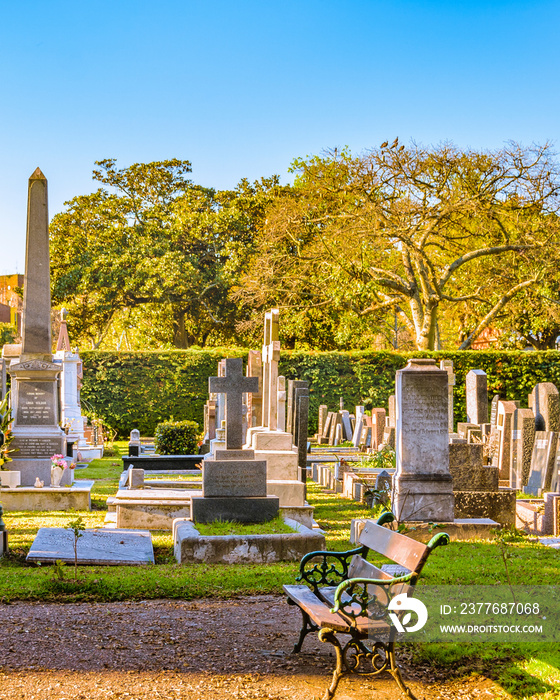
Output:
8 169 65 486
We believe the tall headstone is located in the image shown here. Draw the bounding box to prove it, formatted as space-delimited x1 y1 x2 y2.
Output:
246 350 262 428
192 358 279 523
393 358 454 522
466 370 488 425
277 376 287 433
511 408 535 489
352 405 365 447
8 169 65 486
525 432 559 496
388 395 396 428
490 395 500 429
493 400 517 481
371 408 386 449
529 383 560 432
440 359 455 432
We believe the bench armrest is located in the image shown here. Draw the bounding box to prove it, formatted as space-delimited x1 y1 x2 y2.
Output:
296 546 367 593
330 573 416 622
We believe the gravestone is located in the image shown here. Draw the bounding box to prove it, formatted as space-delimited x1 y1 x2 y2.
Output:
511 408 535 488
388 395 396 428
277 376 287 432
490 395 500 428
246 350 262 428
192 358 279 523
440 359 455 432
340 410 353 441
352 406 365 448
525 431 559 496
371 408 386 449
466 369 488 425
128 429 141 457
529 383 560 432
493 400 517 481
317 404 328 442
8 169 65 486
393 358 454 521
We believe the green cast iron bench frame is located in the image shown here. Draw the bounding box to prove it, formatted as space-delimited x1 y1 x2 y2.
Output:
283 512 449 700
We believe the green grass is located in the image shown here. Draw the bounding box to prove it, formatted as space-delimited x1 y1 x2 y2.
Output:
195 516 296 536
2 447 560 697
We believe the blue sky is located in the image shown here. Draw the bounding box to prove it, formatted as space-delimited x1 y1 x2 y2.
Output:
1 0 559 273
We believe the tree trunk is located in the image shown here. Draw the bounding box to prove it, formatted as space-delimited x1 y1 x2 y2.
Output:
173 310 189 349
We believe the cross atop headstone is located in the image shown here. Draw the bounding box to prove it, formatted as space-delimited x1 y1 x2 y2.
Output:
209 358 258 450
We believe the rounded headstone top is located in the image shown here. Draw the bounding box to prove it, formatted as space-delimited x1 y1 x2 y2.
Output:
60 308 69 321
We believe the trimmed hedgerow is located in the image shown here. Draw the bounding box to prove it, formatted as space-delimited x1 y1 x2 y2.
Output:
80 348 560 438
154 420 200 455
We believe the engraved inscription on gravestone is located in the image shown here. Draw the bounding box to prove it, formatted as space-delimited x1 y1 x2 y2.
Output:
16 382 55 425
12 436 62 457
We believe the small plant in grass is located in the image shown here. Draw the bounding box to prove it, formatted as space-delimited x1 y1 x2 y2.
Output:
68 516 85 580
51 559 66 581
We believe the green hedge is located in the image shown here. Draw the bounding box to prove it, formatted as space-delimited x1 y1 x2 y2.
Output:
154 420 200 455
80 349 560 438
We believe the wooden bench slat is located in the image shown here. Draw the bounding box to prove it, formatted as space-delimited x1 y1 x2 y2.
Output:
358 520 428 572
283 585 354 633
347 554 393 581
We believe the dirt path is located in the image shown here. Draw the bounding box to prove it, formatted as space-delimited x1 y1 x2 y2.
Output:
0 596 500 699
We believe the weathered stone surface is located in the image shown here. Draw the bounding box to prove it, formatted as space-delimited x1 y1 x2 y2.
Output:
394 358 454 522
529 382 560 432
440 359 455 432
493 400 517 481
388 395 396 428
511 408 535 488
466 369 488 424
525 431 559 496
173 518 324 563
116 501 191 530
457 422 480 441
0 480 93 511
371 408 386 449
449 443 484 468
202 459 267 497
490 394 500 428
450 464 499 491
267 479 305 507
27 527 154 565
454 489 515 527
190 495 280 523
246 350 262 428
340 410 353 441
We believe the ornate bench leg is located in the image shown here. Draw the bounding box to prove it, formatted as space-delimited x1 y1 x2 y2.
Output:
318 628 345 700
289 599 318 653
388 644 418 700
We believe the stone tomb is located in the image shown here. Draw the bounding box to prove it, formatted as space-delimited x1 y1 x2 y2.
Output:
191 358 279 524
27 528 154 565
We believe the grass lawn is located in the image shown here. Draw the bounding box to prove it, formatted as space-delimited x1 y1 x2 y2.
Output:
1 442 560 698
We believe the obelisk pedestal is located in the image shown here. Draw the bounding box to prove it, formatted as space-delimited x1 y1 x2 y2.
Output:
8 169 65 486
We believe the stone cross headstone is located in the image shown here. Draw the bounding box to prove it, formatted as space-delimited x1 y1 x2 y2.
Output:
8 169 65 486
208 358 258 450
439 359 455 432
529 383 560 432
466 369 488 425
394 358 454 522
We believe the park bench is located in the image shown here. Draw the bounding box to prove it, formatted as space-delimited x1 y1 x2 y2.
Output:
283 512 449 700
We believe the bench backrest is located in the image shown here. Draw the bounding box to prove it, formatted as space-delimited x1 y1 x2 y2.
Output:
357 520 430 575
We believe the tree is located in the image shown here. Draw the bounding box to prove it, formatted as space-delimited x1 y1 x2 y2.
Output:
238 141 560 350
50 160 280 348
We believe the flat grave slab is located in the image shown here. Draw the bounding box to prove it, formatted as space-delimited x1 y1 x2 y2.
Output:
26 528 154 565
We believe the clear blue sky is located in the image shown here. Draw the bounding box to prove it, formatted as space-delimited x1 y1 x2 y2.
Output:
1 0 559 273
